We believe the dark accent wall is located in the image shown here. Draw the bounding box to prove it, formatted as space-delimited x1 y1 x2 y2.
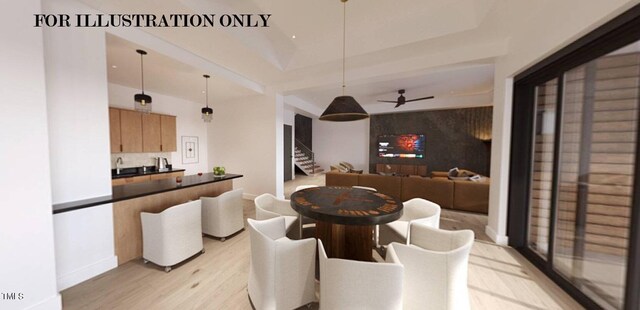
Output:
369 107 493 176
295 114 313 150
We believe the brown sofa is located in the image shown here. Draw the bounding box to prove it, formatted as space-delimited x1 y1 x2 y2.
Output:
325 171 489 214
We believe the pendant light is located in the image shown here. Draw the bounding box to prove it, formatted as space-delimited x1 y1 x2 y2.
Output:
202 74 213 122
134 49 152 113
320 0 368 122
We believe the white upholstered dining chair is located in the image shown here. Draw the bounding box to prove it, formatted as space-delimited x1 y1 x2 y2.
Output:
141 200 204 272
254 193 298 233
379 198 441 246
386 223 474 310
318 239 404 310
200 188 244 241
352 185 377 192
247 217 317 310
295 185 319 191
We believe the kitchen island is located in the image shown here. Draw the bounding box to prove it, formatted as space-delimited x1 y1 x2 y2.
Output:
52 173 243 265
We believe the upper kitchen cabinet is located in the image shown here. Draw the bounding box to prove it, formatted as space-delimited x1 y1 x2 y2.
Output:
109 108 122 153
142 113 162 152
109 107 176 153
119 109 143 153
160 115 177 152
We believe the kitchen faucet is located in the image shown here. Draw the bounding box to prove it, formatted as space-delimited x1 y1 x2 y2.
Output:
116 157 123 174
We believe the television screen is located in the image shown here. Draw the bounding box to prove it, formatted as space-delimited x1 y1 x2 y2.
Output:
378 134 425 158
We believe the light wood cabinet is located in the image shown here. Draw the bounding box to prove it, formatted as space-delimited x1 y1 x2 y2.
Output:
142 113 162 152
112 175 151 186
108 108 177 154
112 171 184 186
160 115 177 152
149 171 184 181
109 108 122 153
119 110 143 153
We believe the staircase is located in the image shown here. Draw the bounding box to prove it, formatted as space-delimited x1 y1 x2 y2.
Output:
294 140 324 176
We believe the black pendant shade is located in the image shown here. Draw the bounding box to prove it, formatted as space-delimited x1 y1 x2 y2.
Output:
201 107 213 115
320 0 369 122
134 93 152 104
319 96 369 122
134 49 152 113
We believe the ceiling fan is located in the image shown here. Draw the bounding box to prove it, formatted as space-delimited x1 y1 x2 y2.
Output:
377 89 434 108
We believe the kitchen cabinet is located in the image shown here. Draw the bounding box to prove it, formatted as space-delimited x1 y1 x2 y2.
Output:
112 171 184 186
109 108 121 153
109 108 177 154
119 109 143 153
149 171 184 181
160 115 177 152
142 113 162 152
111 175 151 186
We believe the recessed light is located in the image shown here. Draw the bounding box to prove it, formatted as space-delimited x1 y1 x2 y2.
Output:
292 35 296 39
111 65 117 69
202 90 205 94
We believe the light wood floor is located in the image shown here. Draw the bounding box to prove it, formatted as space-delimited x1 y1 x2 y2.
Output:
61 176 583 309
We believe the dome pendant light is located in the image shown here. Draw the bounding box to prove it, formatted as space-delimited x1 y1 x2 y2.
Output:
201 74 213 123
320 0 368 122
134 49 152 113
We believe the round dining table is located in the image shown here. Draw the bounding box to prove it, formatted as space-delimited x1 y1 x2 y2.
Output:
290 186 403 261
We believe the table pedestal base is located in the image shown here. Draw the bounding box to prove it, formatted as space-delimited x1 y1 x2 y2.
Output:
316 221 373 261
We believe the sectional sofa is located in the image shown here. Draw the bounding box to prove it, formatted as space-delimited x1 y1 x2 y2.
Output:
325 171 489 214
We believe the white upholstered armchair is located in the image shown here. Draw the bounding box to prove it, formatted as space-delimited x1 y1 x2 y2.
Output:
318 239 404 310
379 198 441 246
201 188 244 241
247 217 317 310
254 193 298 233
295 185 319 191
386 223 474 310
141 200 204 272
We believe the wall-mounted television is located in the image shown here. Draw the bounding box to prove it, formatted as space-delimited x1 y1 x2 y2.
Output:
378 134 425 158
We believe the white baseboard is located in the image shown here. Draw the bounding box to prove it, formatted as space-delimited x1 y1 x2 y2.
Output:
26 293 61 310
485 225 509 246
56 256 117 291
242 193 257 200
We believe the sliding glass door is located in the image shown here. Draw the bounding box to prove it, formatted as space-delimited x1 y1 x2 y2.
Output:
509 5 640 309
528 78 559 259
553 49 638 309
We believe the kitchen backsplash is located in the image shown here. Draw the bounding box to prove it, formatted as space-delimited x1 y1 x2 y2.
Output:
111 152 172 169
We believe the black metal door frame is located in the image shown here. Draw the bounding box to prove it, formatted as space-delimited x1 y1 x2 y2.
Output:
507 4 640 309
284 124 293 182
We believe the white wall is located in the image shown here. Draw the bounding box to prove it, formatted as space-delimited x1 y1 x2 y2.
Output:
313 118 370 172
53 205 116 290
208 90 281 199
486 0 640 244
0 0 61 308
42 0 118 291
108 83 210 175
43 0 112 205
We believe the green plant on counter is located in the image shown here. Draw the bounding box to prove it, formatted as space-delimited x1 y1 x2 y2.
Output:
213 166 226 176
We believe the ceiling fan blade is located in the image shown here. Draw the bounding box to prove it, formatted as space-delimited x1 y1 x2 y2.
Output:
377 100 398 103
405 96 435 103
394 102 403 108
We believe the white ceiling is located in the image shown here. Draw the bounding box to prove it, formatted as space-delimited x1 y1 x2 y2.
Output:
80 0 542 113
288 64 495 109
106 33 255 104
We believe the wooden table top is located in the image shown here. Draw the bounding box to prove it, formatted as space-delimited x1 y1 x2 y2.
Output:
290 186 403 225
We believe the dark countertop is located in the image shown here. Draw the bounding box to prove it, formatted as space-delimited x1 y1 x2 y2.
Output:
111 167 186 179
53 173 242 214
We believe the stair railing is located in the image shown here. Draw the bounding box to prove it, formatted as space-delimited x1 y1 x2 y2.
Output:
295 139 315 174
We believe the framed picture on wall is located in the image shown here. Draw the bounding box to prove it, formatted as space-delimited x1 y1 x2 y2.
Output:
181 136 199 164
